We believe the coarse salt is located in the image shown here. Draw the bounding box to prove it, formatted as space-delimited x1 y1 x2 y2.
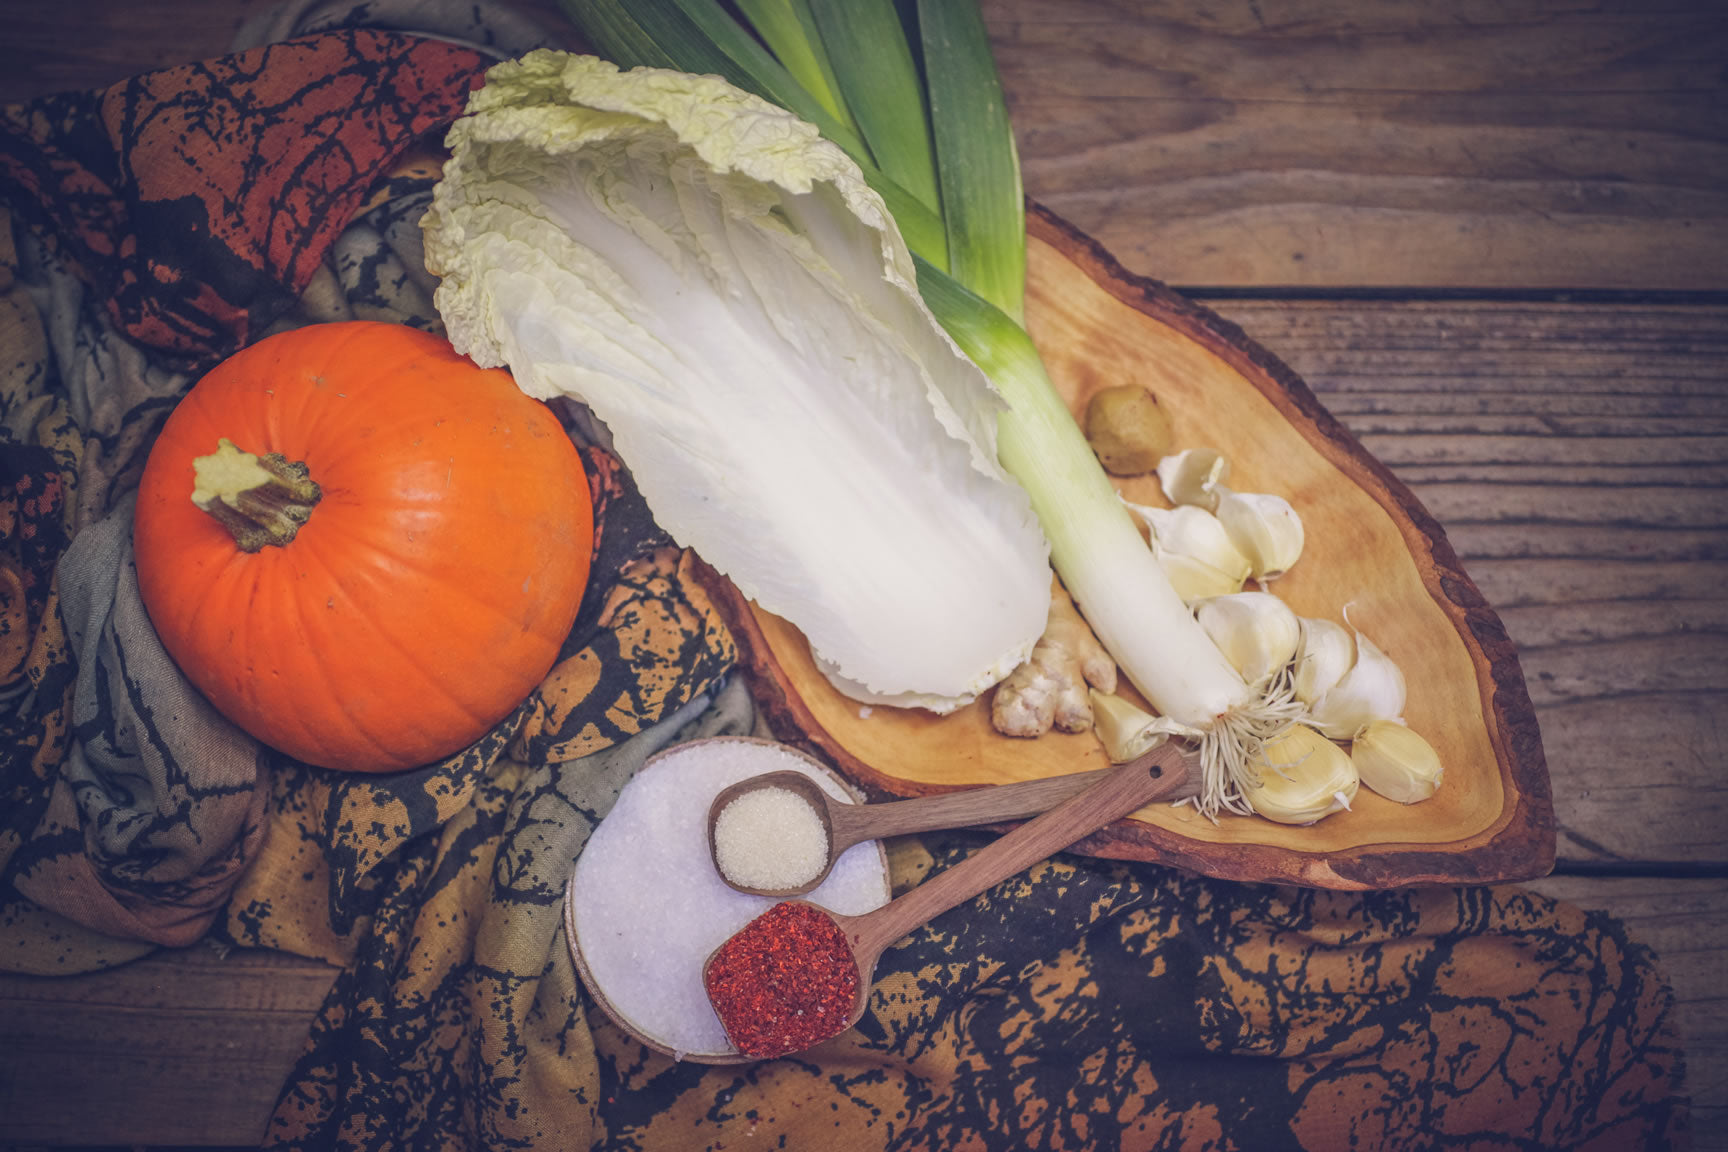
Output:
712 785 828 890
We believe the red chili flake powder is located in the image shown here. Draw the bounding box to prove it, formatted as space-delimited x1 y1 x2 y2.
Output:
704 900 860 1059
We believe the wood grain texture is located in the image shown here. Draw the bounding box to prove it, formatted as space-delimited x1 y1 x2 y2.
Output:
0 945 338 1146
988 0 1728 291
1 0 1723 292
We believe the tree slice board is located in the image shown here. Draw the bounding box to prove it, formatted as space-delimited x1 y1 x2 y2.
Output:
697 204 1554 890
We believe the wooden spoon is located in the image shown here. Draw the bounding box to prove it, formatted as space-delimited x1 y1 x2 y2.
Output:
701 741 1193 1060
707 760 1198 898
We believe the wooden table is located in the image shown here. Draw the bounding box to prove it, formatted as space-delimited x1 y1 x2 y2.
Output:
3 1 1725 1146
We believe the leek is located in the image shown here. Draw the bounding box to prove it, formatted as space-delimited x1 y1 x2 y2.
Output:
556 0 1298 815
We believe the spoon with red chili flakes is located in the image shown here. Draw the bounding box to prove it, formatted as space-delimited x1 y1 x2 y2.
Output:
702 741 1194 1060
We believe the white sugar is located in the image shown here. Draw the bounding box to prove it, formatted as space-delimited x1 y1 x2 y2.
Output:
567 738 889 1060
712 785 828 890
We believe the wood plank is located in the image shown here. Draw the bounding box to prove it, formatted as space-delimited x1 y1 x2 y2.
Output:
2 1 1725 293
0 944 338 1146
990 0 1728 291
2 0 282 97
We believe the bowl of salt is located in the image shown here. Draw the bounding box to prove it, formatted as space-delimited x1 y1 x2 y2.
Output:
563 736 891 1062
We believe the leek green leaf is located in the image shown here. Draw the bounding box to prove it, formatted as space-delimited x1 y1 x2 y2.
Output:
918 0 1025 319
807 0 940 214
733 0 856 134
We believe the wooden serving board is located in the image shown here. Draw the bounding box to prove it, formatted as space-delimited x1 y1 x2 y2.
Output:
698 204 1555 891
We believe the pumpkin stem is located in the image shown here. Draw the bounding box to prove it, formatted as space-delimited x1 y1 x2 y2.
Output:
191 438 322 553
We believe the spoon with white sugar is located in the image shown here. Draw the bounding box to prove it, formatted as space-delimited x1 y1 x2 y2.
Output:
707 756 1199 898
701 741 1195 1060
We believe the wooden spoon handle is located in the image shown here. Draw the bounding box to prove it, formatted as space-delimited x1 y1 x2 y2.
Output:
827 768 1112 850
844 743 1191 961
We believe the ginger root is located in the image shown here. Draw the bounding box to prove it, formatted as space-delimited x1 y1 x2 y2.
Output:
992 578 1118 737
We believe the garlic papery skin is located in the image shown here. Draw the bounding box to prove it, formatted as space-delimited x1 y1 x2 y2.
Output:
1157 449 1229 511
1292 616 1354 709
1129 503 1251 603
1214 488 1305 582
1089 688 1195 764
1308 625 1408 740
1194 592 1301 687
1243 723 1359 825
1351 720 1444 804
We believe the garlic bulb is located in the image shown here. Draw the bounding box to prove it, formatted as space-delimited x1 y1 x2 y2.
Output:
1308 624 1407 740
1243 723 1359 825
1291 616 1354 708
1194 592 1301 687
1130 503 1251 602
1214 488 1305 581
1352 720 1443 803
1157 449 1229 511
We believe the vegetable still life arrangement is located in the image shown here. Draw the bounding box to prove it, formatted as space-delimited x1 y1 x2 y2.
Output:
417 0 1544 890
9 5 1687 1144
133 321 593 773
120 0 1543 936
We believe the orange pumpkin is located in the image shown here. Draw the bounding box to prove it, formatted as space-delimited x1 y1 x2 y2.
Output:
134 322 593 773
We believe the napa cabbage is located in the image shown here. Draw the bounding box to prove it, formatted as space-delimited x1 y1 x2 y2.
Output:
422 51 1050 711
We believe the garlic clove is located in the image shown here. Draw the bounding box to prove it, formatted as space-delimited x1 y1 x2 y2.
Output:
1292 616 1354 708
1243 723 1359 825
1351 720 1444 803
1159 552 1250 603
1130 503 1251 603
1157 449 1229 511
1308 624 1407 740
1194 591 1301 687
1088 689 1196 763
1214 487 1305 581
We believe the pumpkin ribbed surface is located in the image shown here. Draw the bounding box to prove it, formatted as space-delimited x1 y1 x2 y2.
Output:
133 322 593 773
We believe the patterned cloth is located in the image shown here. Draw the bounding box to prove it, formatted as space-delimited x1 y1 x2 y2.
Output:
0 7 1690 1150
